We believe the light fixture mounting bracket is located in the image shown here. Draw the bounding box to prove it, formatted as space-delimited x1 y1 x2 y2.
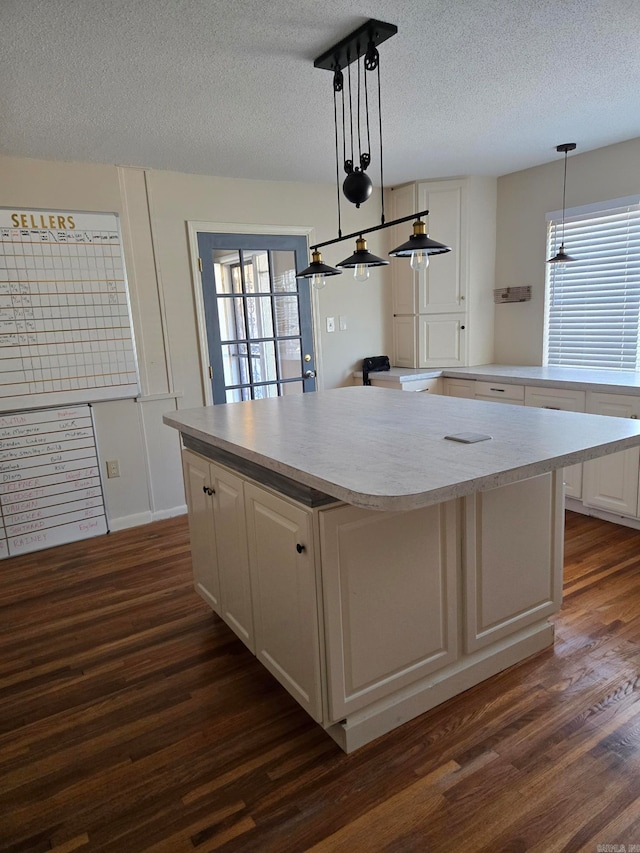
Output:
556 143 577 153
314 19 397 71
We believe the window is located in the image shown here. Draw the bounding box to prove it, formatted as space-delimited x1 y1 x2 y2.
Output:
545 197 640 370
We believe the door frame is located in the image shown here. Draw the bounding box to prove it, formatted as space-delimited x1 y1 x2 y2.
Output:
187 221 323 405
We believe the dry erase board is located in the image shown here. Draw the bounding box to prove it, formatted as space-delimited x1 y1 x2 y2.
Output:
0 208 140 412
0 404 108 557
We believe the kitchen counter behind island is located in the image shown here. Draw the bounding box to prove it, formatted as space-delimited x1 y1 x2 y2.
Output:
164 387 640 751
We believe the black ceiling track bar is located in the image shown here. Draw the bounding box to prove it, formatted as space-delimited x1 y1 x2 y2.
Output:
314 19 398 71
311 209 429 252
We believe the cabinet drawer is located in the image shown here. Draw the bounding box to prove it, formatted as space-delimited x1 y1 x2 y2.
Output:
443 378 476 398
525 386 585 411
476 381 524 402
586 391 640 419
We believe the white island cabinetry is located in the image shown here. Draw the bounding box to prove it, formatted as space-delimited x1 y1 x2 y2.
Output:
167 387 640 751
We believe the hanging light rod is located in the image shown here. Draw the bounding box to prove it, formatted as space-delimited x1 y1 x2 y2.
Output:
314 19 398 71
297 18 451 287
310 208 431 252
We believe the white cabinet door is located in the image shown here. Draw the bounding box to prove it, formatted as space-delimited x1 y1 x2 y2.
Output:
244 483 323 722
583 392 640 517
182 451 255 649
211 465 254 651
320 501 458 721
393 315 417 368
524 386 586 499
417 181 463 313
417 314 466 367
182 449 221 612
464 472 564 653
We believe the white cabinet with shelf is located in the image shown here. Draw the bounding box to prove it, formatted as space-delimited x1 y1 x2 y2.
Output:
389 176 496 369
583 392 640 517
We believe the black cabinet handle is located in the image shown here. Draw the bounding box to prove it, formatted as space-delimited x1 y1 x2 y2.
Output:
202 486 215 496
296 543 305 554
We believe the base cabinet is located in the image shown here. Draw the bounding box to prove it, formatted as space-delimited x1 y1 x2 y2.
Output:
464 473 563 652
583 392 640 517
319 502 458 721
182 447 562 752
524 386 586 500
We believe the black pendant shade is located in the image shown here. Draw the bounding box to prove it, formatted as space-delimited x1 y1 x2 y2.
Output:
296 249 342 279
338 237 389 269
547 245 576 265
389 219 451 257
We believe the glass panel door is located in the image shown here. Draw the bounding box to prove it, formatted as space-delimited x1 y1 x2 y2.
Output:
197 233 315 404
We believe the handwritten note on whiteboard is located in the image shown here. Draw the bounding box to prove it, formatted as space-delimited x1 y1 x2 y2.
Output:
0 404 108 557
0 208 139 413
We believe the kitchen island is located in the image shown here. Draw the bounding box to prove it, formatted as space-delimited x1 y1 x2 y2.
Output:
164 387 640 751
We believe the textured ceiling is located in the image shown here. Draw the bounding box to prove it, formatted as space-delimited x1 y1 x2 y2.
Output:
1 0 639 184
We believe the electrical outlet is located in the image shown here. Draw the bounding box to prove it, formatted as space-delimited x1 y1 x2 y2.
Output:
326 316 336 333
339 315 347 331
106 459 120 479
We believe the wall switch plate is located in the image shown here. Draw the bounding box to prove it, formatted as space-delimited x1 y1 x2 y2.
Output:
339 315 347 331
326 316 336 333
106 459 120 478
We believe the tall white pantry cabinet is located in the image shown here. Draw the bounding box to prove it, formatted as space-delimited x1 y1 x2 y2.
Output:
389 177 496 368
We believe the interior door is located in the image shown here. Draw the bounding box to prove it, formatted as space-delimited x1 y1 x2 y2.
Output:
197 232 316 404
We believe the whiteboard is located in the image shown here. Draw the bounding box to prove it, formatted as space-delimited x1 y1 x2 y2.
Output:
0 208 140 412
0 404 108 557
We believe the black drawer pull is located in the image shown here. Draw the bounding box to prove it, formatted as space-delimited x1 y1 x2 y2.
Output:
490 387 505 392
296 543 305 554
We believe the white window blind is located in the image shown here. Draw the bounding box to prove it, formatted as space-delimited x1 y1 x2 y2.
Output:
545 199 640 370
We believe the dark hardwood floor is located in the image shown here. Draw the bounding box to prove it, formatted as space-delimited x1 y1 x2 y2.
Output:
1 510 639 852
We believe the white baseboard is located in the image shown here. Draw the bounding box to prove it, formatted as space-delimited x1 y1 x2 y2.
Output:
108 504 187 532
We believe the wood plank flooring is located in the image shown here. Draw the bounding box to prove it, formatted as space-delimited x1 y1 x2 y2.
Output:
0 511 639 851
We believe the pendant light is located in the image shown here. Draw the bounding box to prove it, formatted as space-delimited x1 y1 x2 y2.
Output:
296 250 342 290
547 142 577 264
389 218 451 271
338 236 388 281
296 19 451 284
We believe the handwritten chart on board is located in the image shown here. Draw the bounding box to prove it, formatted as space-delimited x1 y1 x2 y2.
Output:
0 404 108 558
0 209 139 413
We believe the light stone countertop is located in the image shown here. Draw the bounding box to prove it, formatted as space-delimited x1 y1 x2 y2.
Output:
444 364 640 393
351 364 640 393
164 386 640 511
352 367 443 383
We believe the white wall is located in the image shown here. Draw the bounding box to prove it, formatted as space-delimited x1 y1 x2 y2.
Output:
495 137 640 364
0 154 391 529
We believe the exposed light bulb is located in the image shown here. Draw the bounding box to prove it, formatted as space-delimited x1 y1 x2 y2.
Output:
410 250 429 272
354 264 370 282
311 273 327 290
